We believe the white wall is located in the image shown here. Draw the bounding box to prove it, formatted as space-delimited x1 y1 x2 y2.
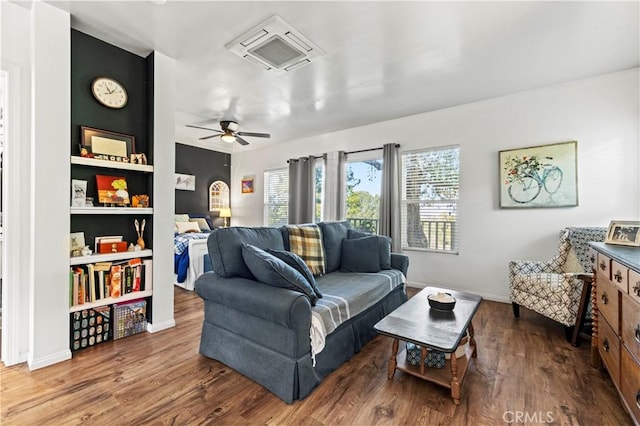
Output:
232 69 640 301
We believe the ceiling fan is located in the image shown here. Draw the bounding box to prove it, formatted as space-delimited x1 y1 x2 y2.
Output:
186 120 270 146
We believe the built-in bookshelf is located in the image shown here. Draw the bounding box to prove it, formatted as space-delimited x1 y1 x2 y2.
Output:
70 155 154 351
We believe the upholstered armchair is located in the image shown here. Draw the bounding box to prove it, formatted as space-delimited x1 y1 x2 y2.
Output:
509 227 607 345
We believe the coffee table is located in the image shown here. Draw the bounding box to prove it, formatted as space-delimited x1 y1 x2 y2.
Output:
374 286 482 405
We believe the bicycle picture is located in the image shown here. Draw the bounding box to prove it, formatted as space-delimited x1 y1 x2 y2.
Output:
499 141 578 208
504 155 563 203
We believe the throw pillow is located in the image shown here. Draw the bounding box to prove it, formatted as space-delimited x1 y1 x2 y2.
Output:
176 221 200 233
241 244 318 306
175 214 190 223
286 224 326 276
190 218 211 232
347 229 392 270
267 249 323 298
340 236 381 273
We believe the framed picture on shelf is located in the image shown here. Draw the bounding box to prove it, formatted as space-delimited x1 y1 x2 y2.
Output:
605 220 640 247
96 175 130 205
71 179 87 207
70 232 85 257
499 140 578 208
81 126 136 160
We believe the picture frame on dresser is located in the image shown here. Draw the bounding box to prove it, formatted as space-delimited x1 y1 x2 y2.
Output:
605 220 640 247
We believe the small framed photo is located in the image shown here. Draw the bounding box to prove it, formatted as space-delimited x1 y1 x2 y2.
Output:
70 232 86 256
71 179 87 207
605 221 640 247
241 176 254 194
81 126 136 158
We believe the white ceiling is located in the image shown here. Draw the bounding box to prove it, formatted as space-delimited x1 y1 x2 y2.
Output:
47 1 639 153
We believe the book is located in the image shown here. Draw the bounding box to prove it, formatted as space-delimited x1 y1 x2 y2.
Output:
94 236 123 253
110 265 122 298
87 264 96 302
142 259 153 292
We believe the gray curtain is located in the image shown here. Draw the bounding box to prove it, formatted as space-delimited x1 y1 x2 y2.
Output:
288 156 315 224
379 143 401 251
323 151 347 221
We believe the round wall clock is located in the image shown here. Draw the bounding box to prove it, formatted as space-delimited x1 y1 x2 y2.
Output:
91 77 128 109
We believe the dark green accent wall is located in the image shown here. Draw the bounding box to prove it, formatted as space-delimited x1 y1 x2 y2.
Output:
175 144 230 219
70 29 153 248
71 29 149 157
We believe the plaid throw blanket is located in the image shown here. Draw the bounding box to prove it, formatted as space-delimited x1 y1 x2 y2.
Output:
286 224 326 276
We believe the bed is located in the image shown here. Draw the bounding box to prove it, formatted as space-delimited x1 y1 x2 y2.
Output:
174 232 211 291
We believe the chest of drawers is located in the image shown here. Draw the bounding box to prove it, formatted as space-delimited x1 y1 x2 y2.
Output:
590 242 640 424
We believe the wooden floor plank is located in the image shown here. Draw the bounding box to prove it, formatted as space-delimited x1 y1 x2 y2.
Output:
1 286 632 425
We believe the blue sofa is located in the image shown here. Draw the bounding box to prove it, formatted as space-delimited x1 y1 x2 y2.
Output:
194 221 409 403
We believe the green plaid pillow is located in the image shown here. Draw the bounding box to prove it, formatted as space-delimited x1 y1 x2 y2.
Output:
286 224 326 276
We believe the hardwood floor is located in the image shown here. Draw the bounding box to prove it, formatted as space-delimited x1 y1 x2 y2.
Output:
1 286 631 425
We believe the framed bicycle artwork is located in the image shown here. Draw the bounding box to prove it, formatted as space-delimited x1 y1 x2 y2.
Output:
499 141 578 208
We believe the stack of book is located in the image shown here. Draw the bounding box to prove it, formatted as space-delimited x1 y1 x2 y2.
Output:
69 258 152 307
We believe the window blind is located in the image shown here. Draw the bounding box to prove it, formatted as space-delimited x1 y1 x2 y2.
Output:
264 168 289 226
401 146 460 253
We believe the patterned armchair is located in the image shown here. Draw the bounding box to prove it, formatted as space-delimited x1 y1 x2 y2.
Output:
509 227 607 345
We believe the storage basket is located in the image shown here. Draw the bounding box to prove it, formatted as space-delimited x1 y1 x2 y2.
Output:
113 299 147 340
70 306 111 351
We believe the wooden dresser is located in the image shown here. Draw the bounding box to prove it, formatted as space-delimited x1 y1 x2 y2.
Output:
590 242 640 424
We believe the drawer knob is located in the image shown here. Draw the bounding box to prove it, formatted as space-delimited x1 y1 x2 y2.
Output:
601 293 608 305
635 325 640 343
634 282 640 297
599 261 606 271
603 338 610 352
614 270 623 283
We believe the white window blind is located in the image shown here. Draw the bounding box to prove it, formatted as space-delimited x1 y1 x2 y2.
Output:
264 168 289 226
401 146 459 253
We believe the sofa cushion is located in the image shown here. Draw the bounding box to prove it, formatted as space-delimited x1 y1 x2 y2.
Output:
340 236 381 273
267 249 323 298
241 244 318 306
208 227 285 279
318 221 351 273
286 224 326 276
347 229 392 270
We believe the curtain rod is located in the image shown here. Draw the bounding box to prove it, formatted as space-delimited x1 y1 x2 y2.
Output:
346 144 400 155
287 144 400 163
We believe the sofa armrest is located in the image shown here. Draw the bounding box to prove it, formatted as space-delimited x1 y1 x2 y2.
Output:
391 253 409 276
194 272 312 331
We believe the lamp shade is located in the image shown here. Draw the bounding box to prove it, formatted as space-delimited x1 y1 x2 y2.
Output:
219 208 231 218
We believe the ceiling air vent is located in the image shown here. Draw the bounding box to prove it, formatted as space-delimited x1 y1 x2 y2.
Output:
225 15 325 75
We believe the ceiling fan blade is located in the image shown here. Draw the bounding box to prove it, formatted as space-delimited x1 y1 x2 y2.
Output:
235 136 250 146
237 131 271 138
199 134 222 140
186 124 223 133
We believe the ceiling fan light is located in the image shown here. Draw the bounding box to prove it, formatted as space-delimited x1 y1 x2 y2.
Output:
221 133 236 143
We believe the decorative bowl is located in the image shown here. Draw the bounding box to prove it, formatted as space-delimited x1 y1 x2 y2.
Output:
427 292 456 311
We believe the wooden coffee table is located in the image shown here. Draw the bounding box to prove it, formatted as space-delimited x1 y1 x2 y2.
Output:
374 286 482 405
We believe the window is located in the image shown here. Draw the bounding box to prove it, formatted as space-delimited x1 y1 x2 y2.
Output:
264 168 289 226
209 180 230 211
345 155 383 234
401 146 459 253
314 160 324 223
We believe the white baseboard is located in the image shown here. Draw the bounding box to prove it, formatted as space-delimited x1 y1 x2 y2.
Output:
147 319 176 333
405 281 510 304
28 349 72 370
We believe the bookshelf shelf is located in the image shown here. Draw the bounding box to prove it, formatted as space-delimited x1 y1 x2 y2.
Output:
71 156 153 173
70 249 152 266
71 207 153 215
69 290 152 313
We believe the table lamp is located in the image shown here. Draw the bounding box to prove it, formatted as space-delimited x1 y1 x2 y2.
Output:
219 208 231 227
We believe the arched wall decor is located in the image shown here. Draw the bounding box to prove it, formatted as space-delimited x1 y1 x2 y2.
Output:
209 180 230 211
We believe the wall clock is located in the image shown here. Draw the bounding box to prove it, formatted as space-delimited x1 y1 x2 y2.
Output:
91 77 128 109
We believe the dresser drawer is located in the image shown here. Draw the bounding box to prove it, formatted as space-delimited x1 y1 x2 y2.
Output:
599 317 621 387
597 253 611 279
630 269 640 303
621 346 640 423
612 261 629 293
588 247 598 271
622 293 640 361
597 277 620 333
